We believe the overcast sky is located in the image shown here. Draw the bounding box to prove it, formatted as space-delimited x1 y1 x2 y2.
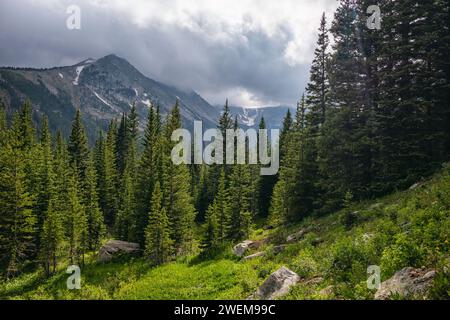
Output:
0 0 339 107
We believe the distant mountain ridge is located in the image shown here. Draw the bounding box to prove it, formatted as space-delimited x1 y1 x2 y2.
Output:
0 54 219 142
0 54 293 142
228 105 295 130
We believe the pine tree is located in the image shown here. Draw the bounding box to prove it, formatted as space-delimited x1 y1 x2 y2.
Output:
136 104 161 244
39 198 64 276
68 110 89 184
201 204 219 251
34 116 55 251
84 154 105 249
257 117 277 218
372 0 450 193
103 120 119 227
162 102 196 254
317 0 374 209
228 164 252 240
64 169 88 265
306 12 330 131
212 169 231 242
279 109 293 161
145 182 172 265
17 101 35 150
115 163 135 241
0 119 36 278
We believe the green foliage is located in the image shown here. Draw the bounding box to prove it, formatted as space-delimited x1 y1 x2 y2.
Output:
145 182 173 265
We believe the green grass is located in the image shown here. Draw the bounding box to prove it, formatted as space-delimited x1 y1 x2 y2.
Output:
1 165 449 300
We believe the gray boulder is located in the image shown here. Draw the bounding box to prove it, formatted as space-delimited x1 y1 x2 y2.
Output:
375 267 436 300
252 266 300 300
98 240 140 262
232 240 262 257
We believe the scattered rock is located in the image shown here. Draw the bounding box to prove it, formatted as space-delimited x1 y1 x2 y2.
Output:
98 240 140 262
319 285 334 296
252 266 300 300
271 245 286 254
375 267 436 300
243 252 266 260
303 277 324 286
409 182 421 190
286 227 312 243
232 240 262 257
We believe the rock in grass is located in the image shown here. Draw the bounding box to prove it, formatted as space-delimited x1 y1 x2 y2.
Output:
286 227 312 243
232 240 262 257
243 252 266 260
98 240 140 262
409 182 421 190
252 266 300 300
374 267 436 300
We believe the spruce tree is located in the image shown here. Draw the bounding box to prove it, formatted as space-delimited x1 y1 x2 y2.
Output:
39 198 64 276
64 168 88 265
35 116 55 251
136 104 161 244
0 118 36 278
306 12 330 131
145 182 172 265
162 101 196 254
68 110 89 184
84 154 105 249
228 164 252 240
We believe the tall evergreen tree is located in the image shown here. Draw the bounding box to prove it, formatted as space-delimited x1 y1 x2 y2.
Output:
162 101 196 254
39 198 64 276
228 164 252 240
0 117 36 278
145 182 172 265
306 12 330 131
68 110 89 184
136 104 161 244
64 168 88 265
84 154 105 249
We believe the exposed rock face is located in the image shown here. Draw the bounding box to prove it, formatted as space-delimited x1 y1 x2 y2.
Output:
375 267 436 300
252 266 300 300
98 240 140 262
232 240 263 257
243 252 266 260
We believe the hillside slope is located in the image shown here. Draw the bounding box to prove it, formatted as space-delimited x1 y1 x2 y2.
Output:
1 165 448 300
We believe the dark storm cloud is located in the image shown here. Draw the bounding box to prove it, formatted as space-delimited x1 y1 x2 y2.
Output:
0 0 335 106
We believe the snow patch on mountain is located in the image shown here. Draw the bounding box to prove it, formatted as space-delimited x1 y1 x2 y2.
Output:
73 66 85 85
93 91 114 109
240 107 257 127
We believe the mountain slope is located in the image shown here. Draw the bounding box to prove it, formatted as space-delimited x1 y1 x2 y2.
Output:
228 105 295 130
0 54 219 142
2 164 448 300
